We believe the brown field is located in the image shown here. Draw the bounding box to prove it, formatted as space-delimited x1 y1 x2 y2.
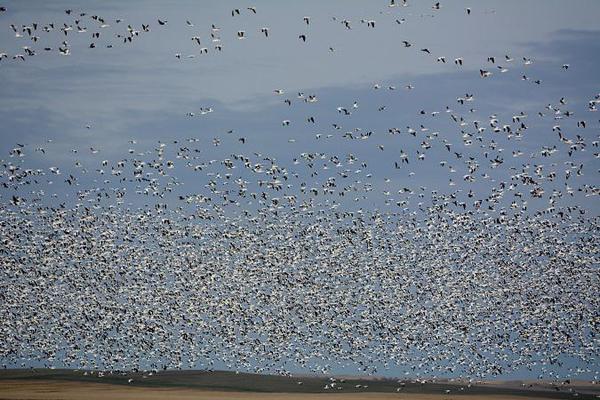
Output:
0 380 581 400
0 370 597 400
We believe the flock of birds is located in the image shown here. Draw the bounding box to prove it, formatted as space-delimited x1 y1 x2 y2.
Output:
0 1 599 384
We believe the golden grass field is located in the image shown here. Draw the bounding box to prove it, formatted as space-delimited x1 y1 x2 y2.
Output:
1 370 598 400
0 379 575 400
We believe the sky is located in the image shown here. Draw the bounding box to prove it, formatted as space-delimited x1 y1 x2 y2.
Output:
0 0 599 214
0 0 599 379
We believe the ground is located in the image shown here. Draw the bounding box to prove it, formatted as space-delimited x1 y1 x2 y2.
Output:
0 370 598 400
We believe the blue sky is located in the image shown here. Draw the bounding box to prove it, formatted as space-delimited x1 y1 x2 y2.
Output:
1 0 599 215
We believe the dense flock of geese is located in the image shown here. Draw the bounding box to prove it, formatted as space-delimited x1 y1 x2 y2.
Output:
0 1 598 384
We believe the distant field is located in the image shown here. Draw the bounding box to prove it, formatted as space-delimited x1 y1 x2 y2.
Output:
0 370 598 400
3 380 592 400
